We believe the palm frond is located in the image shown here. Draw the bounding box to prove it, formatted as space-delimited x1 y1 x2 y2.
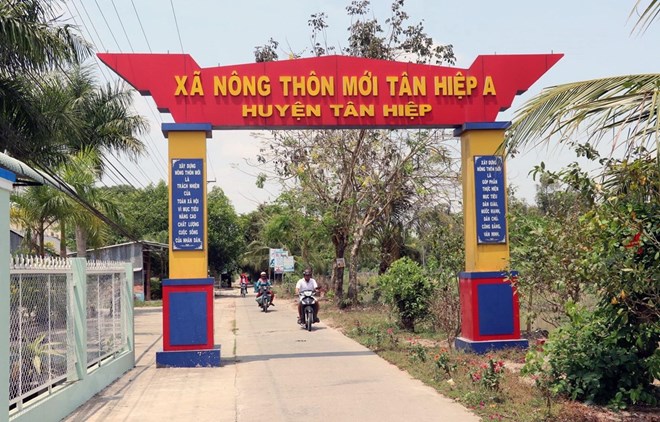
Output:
630 0 660 34
507 74 660 154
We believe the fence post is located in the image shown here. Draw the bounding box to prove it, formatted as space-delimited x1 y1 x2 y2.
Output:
71 258 87 380
1 169 15 422
123 263 134 353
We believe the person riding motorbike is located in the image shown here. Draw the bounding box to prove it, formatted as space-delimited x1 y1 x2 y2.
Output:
295 268 320 324
239 273 249 296
255 271 275 306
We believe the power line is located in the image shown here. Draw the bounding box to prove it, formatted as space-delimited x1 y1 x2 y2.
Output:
110 0 135 52
130 0 152 53
105 154 147 188
72 0 106 52
66 2 112 82
169 0 185 53
93 0 122 51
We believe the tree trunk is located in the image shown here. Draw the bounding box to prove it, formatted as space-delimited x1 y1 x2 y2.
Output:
75 225 87 259
331 230 347 300
38 226 45 257
400 314 415 331
59 219 67 257
347 243 360 303
347 223 368 303
526 288 534 334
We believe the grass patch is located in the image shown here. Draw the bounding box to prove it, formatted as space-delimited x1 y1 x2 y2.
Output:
134 300 162 308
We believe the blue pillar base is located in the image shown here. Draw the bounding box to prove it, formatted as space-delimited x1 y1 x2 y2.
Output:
156 345 221 368
454 337 528 354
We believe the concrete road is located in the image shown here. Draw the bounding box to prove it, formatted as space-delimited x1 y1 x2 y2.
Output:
64 288 479 422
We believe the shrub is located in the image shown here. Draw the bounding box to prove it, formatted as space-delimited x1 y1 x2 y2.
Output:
149 278 162 299
523 302 659 408
433 348 456 379
377 257 434 331
406 338 427 363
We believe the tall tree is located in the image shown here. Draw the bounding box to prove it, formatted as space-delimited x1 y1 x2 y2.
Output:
103 182 169 244
207 187 245 277
255 0 457 303
0 0 90 163
55 148 123 257
11 66 149 256
36 65 148 167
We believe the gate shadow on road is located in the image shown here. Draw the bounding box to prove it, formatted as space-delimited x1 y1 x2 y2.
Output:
224 350 374 366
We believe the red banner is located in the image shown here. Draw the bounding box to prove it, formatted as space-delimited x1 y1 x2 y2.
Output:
98 53 562 129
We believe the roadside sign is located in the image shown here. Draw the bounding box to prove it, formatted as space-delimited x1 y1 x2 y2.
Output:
283 256 295 273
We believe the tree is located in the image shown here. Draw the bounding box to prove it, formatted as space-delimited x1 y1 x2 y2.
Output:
0 0 90 163
23 66 148 255
10 148 123 257
513 3 660 407
10 185 60 256
36 65 148 167
255 0 457 303
378 256 435 331
102 182 169 245
207 187 244 277
506 1 658 160
57 148 123 257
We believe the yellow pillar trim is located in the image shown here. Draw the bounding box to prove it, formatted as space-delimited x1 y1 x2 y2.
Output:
168 130 208 279
460 128 510 272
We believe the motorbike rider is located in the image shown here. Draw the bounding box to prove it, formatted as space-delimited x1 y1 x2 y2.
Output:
239 273 249 293
255 271 275 306
295 268 320 324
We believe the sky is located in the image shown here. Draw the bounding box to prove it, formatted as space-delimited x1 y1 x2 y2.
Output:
64 0 660 214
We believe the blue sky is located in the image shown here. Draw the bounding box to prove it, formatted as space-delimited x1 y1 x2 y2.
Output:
67 0 660 213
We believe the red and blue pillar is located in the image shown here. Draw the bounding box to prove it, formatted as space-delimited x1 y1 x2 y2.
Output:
454 123 528 353
156 123 221 367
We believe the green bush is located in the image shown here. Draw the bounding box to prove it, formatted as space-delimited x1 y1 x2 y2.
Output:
149 278 162 300
523 302 659 408
377 257 434 331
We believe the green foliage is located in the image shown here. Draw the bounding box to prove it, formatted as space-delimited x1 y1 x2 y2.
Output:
509 180 598 331
469 357 506 392
378 257 434 331
207 187 244 276
0 0 91 163
524 303 659 408
518 146 660 409
103 182 168 243
433 348 456 379
406 338 428 363
149 278 162 300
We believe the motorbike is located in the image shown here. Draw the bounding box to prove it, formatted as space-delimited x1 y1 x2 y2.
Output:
298 290 317 331
257 285 273 312
240 282 248 297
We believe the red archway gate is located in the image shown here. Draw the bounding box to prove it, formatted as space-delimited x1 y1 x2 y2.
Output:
99 53 562 364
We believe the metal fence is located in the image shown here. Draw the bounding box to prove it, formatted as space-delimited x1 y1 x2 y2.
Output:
8 256 129 412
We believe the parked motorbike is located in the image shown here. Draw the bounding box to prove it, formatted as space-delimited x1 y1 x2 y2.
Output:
298 290 317 331
257 285 273 312
240 282 248 297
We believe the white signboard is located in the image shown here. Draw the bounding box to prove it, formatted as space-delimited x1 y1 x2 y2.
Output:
283 256 295 273
269 248 283 268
